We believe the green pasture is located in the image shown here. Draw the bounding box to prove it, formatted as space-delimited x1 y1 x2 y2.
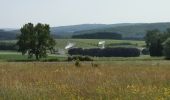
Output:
54 39 145 49
0 39 147 62
0 39 145 49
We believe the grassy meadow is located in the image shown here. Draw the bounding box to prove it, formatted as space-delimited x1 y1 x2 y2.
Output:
0 39 169 99
0 61 170 100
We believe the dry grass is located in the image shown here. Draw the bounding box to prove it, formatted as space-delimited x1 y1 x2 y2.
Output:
0 61 170 100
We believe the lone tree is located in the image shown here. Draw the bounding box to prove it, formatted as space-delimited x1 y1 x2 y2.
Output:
17 23 56 60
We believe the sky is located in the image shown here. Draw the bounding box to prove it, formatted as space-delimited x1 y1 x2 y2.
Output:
0 0 170 28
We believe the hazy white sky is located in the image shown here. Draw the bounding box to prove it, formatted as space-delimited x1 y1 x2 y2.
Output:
0 0 170 28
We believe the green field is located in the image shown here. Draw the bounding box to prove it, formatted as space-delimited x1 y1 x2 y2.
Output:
0 51 67 62
0 39 146 61
0 39 145 49
54 39 145 49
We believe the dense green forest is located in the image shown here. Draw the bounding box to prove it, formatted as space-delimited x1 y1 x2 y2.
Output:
72 32 122 39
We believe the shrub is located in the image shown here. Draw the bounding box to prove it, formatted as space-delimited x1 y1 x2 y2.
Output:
68 47 140 57
75 59 81 67
67 56 93 61
68 48 83 56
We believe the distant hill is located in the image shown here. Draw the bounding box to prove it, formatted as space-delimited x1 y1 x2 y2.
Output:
74 23 170 39
50 23 138 36
0 24 110 40
1 22 170 40
0 30 18 40
50 24 109 36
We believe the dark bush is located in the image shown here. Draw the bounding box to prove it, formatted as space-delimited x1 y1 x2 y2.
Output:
68 47 140 57
68 48 83 56
67 56 93 61
75 59 81 67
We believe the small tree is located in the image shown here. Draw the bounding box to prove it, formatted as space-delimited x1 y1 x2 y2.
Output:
149 39 163 56
163 38 170 59
17 23 56 60
145 29 164 56
145 29 160 47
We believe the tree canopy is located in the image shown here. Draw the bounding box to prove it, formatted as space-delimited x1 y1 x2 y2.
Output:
17 23 56 60
145 28 170 57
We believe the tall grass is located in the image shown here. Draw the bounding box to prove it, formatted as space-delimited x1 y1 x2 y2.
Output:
0 61 170 99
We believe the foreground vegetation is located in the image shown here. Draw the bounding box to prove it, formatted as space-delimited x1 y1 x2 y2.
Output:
0 37 169 100
0 61 170 99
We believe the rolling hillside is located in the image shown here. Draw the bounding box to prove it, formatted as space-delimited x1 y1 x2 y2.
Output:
0 30 18 40
1 22 170 40
74 22 170 39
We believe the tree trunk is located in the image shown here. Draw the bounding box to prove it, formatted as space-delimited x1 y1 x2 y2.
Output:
35 54 39 60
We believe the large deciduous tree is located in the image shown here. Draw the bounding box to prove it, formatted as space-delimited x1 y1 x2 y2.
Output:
17 23 56 60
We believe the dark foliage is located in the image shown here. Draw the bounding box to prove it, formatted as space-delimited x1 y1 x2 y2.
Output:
0 42 18 51
72 32 122 39
68 47 140 57
145 29 170 57
17 23 56 60
149 40 163 56
67 56 93 61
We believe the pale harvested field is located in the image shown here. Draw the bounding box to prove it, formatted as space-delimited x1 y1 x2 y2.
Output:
0 61 170 100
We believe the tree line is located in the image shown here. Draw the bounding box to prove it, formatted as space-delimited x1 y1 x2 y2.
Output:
68 47 140 57
72 32 122 39
0 42 17 51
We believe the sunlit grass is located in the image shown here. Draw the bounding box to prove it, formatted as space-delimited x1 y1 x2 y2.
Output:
0 61 170 99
